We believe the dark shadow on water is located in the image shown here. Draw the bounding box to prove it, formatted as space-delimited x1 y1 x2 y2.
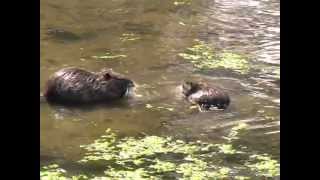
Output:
41 27 97 43
44 98 134 113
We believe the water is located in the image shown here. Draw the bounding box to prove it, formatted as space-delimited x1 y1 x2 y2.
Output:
40 0 279 166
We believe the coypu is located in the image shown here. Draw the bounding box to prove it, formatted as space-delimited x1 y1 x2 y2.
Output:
43 67 134 105
182 81 230 110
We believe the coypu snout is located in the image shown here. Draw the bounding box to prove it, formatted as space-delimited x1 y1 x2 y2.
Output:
127 80 135 88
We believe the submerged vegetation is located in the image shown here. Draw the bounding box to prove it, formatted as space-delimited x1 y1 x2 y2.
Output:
92 52 127 60
179 40 250 74
120 33 141 42
40 123 279 179
40 164 87 180
41 0 280 179
145 103 175 112
173 0 192 6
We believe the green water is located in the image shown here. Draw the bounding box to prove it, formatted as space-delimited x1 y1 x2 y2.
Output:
40 0 279 170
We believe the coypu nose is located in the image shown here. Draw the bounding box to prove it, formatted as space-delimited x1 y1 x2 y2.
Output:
128 81 135 88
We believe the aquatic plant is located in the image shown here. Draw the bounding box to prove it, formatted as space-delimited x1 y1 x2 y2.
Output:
179 40 250 74
40 164 67 180
173 0 192 6
120 33 141 42
145 103 174 112
40 123 279 179
246 154 280 177
92 52 127 60
40 164 87 180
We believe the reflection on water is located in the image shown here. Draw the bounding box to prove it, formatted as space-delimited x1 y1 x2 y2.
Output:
40 0 279 163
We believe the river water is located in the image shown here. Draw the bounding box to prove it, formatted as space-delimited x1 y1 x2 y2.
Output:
40 0 279 166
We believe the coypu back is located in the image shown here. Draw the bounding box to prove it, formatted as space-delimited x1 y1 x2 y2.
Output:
182 81 230 110
44 67 134 105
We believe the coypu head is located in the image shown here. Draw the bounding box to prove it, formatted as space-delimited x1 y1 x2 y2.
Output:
182 81 205 97
97 68 135 97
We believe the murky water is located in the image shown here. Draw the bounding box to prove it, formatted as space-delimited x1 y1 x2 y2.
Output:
40 0 279 166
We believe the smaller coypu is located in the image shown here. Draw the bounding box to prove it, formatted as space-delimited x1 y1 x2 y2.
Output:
182 81 230 110
44 67 134 105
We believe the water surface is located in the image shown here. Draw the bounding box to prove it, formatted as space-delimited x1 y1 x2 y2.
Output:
40 0 279 165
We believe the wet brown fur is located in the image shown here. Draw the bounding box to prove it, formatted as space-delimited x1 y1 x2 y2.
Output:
44 67 134 105
182 81 230 110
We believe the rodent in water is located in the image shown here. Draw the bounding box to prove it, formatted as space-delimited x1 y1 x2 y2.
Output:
43 67 134 105
182 81 230 110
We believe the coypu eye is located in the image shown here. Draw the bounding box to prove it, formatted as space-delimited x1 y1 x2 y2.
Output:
103 73 112 81
184 81 193 86
182 83 189 89
185 81 195 88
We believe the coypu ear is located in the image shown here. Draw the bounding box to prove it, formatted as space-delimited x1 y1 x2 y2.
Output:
182 81 193 96
103 72 112 81
183 81 196 89
182 81 191 86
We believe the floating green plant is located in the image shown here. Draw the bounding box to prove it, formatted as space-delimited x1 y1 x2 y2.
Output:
223 123 249 142
217 52 250 74
174 0 192 6
145 104 174 112
41 123 279 179
246 154 280 178
40 164 87 180
179 21 186 26
92 52 127 60
40 164 67 180
120 33 141 42
216 144 238 154
179 40 250 74
150 159 176 173
104 168 149 179
234 176 251 180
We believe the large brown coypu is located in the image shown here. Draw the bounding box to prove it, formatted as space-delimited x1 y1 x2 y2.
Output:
182 81 230 111
43 67 134 105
